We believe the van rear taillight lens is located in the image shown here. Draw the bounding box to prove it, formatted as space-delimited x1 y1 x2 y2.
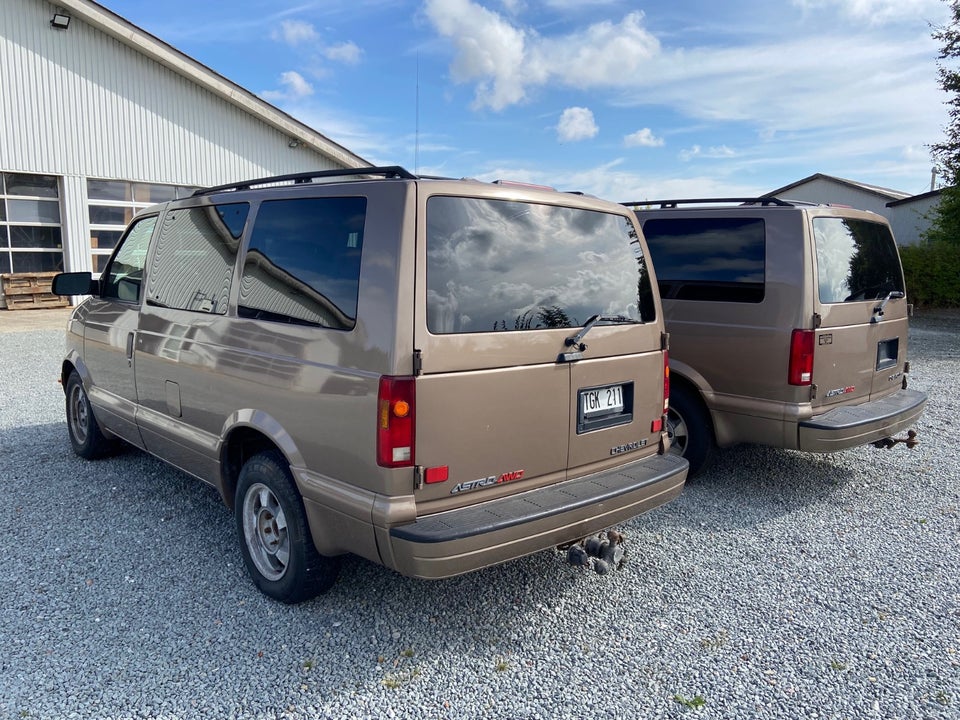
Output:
788 330 815 386
663 350 670 413
377 376 415 468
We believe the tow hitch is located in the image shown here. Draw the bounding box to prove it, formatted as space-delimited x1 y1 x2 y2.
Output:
872 429 919 450
559 529 627 575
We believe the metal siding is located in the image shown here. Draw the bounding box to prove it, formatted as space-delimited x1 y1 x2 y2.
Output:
1 0 343 187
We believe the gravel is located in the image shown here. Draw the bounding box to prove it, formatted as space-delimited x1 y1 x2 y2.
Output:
1 311 958 719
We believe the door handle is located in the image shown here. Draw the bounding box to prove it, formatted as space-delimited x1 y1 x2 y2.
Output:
126 332 135 366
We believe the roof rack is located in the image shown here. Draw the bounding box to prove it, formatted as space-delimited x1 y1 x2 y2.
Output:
621 197 794 209
193 165 417 196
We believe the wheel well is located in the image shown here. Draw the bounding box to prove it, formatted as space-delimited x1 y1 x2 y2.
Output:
61 361 77 392
670 373 713 430
222 428 283 510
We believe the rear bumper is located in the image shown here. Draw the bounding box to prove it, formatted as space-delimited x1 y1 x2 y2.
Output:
384 453 688 579
798 388 927 453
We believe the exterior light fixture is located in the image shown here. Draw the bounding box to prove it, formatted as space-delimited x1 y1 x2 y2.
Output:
288 139 302 148
51 13 71 29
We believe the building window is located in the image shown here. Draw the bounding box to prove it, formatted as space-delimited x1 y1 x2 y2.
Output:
87 179 196 274
0 173 63 274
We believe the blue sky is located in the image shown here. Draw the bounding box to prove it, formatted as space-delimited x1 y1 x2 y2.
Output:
101 0 950 201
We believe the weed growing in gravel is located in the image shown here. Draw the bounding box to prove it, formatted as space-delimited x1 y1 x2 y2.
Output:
380 648 421 688
382 667 421 689
936 691 951 706
699 630 728 650
673 693 706 710
830 659 848 671
302 658 316 672
494 656 511 672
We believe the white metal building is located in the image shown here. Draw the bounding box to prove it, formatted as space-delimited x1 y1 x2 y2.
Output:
0 0 369 305
764 173 940 246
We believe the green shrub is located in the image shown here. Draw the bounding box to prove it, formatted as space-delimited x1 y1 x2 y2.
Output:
900 240 960 308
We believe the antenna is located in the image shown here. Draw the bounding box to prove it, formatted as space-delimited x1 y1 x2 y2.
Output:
415 53 420 175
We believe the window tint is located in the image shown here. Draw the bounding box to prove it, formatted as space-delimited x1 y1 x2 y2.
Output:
426 197 654 334
642 217 766 303
102 216 157 303
813 217 904 303
238 197 365 329
146 203 249 314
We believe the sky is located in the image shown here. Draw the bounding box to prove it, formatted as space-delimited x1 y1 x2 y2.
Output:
99 0 952 202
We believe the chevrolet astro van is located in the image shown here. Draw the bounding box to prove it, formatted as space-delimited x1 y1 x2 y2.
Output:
52 167 687 603
625 197 926 476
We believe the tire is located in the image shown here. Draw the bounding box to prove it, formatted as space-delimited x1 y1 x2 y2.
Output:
666 383 715 477
65 372 113 459
235 450 340 603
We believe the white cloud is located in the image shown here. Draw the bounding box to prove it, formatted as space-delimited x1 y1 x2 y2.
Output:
791 0 943 24
324 41 362 64
424 1 657 110
272 20 319 46
424 0 532 110
557 107 598 142
624 128 664 148
262 71 314 102
679 145 736 161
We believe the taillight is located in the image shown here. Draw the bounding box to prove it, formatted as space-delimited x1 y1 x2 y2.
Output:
788 330 815 386
377 376 415 468
663 350 670 413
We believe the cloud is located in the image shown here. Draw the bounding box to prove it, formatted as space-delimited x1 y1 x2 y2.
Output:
624 128 664 148
557 107 598 142
424 1 657 110
324 41 362 64
262 71 314 102
791 0 943 24
679 145 736 161
272 20 319 46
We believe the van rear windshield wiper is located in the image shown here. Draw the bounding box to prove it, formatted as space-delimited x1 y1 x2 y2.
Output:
871 291 905 323
558 314 639 363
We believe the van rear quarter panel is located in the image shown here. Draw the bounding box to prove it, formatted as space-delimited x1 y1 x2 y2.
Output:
659 209 811 406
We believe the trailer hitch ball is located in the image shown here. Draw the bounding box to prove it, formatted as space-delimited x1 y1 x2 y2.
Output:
872 429 918 450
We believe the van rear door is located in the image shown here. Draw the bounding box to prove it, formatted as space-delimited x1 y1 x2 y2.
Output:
412 186 661 512
809 212 907 410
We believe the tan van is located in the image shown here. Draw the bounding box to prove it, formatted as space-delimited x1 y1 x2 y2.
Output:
52 167 687 602
625 198 926 476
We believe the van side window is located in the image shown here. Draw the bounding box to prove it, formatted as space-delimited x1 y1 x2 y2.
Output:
238 197 366 330
145 203 249 314
426 197 653 333
101 215 156 303
642 217 766 303
813 217 905 304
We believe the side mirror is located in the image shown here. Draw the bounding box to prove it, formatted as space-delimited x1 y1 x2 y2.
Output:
51 272 98 296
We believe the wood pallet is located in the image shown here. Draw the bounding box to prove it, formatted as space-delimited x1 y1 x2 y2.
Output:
1 272 69 310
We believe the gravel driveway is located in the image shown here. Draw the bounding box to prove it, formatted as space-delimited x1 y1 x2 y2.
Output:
1 311 957 720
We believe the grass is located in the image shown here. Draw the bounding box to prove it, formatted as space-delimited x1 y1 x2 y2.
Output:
699 630 728 650
673 694 706 710
382 667 421 689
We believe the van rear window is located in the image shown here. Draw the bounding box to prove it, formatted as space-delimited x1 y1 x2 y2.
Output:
813 217 904 304
425 197 654 334
641 217 765 303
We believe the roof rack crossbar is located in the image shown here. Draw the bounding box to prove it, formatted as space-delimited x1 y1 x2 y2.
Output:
193 165 417 196
620 197 794 209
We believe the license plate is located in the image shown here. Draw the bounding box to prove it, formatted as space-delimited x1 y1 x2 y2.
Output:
580 384 624 417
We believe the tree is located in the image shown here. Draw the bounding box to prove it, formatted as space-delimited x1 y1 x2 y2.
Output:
931 0 960 185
